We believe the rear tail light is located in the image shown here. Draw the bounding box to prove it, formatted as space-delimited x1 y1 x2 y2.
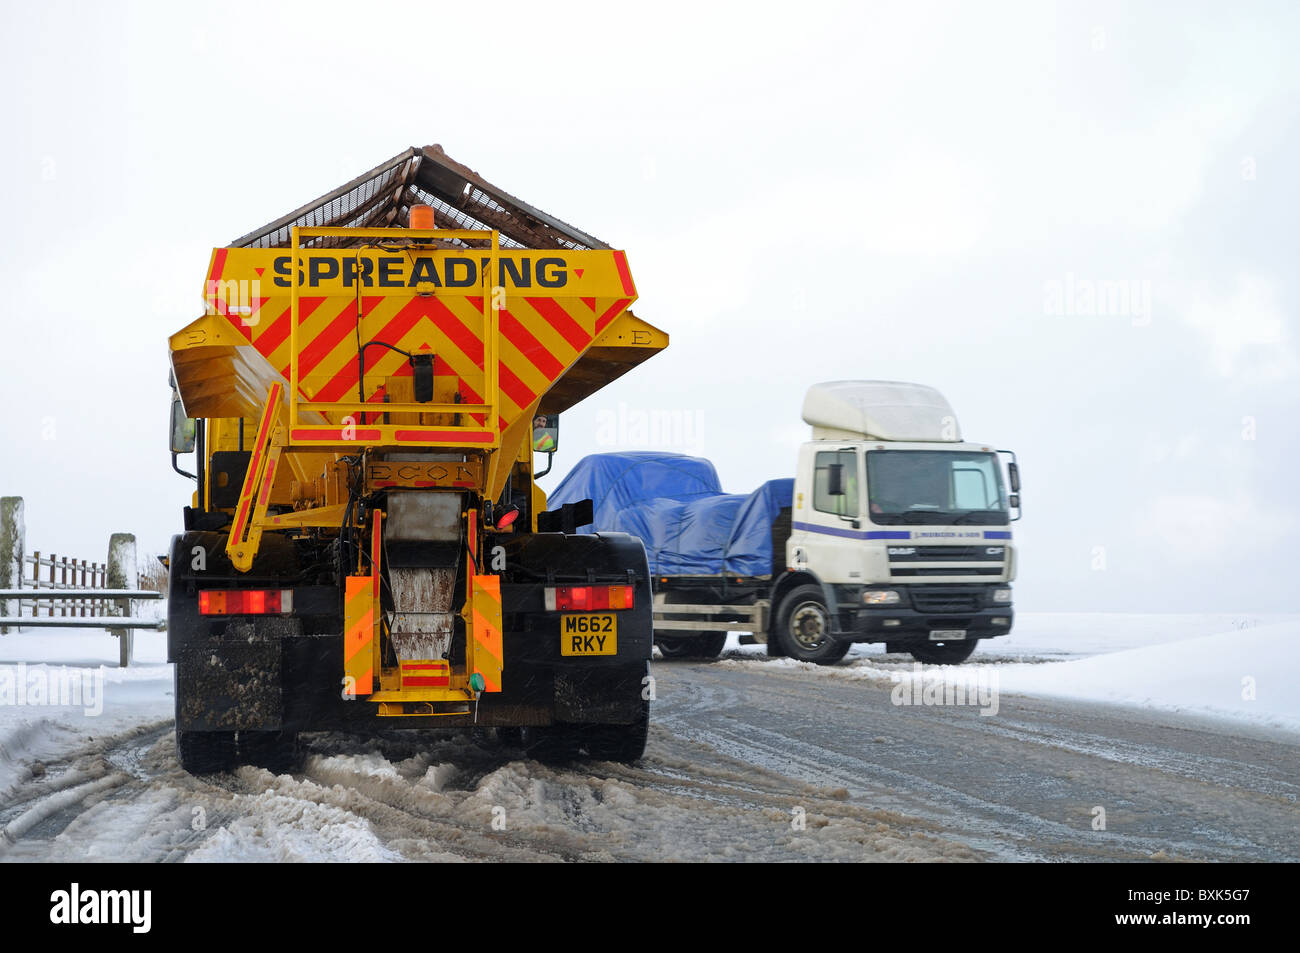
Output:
198 589 294 615
543 585 634 611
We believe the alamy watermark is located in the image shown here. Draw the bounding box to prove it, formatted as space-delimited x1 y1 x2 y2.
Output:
205 278 262 325
0 664 104 716
890 663 999 716
1044 273 1151 326
595 401 703 450
49 883 150 933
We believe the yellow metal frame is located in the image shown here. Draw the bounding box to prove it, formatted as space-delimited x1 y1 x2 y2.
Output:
226 383 284 572
287 226 501 451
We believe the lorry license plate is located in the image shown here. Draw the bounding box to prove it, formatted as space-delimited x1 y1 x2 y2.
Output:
929 629 967 640
561 614 618 655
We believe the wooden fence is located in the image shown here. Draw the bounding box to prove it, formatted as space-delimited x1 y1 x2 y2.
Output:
0 496 164 666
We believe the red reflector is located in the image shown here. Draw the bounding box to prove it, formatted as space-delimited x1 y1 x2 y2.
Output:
548 585 634 611
496 506 520 529
198 589 288 615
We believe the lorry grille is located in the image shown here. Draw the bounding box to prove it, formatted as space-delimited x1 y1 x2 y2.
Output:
891 568 997 576
911 590 983 613
888 545 1004 578
887 545 1005 561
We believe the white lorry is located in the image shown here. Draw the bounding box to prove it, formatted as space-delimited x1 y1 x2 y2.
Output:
549 380 1021 665
764 380 1020 663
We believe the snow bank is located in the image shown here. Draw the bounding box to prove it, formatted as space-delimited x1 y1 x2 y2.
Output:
991 619 1300 732
724 615 1300 734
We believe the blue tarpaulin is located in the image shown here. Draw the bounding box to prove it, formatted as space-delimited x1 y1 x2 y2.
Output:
546 453 794 576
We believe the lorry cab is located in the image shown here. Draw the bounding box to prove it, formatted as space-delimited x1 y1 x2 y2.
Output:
784 382 1018 664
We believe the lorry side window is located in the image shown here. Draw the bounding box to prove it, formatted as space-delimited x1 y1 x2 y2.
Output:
813 450 859 517
952 465 993 509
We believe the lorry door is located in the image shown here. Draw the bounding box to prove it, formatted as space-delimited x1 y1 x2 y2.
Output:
790 444 867 582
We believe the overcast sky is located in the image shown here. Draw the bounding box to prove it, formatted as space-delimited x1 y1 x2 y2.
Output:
1 1 1296 612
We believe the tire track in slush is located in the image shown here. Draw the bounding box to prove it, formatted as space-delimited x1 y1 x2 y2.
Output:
15 657 1286 862
653 659 1300 861
0 723 173 856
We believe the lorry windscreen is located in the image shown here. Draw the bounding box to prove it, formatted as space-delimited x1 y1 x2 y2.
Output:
866 450 1008 525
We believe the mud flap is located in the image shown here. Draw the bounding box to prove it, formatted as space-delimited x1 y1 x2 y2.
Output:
176 621 292 731
553 665 645 724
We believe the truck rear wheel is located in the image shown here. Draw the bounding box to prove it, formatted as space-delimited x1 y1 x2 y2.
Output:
583 660 650 763
774 585 850 665
520 725 583 763
176 730 236 774
497 726 525 747
584 718 648 763
909 639 979 665
526 717 646 764
522 660 651 764
656 632 726 660
239 730 301 775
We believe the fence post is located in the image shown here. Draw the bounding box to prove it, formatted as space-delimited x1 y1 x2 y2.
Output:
0 497 23 634
107 533 137 668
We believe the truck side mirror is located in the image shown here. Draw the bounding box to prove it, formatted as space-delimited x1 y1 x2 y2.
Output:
532 414 559 454
827 463 844 496
1008 461 1020 493
171 393 196 454
532 414 559 478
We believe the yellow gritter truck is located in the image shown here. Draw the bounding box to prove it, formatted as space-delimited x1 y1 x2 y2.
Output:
165 145 667 773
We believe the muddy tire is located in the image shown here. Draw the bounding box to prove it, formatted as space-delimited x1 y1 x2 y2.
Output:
176 730 237 774
496 726 525 747
239 730 301 775
584 692 650 764
521 725 583 763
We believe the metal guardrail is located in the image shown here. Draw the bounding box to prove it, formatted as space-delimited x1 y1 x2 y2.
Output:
0 617 164 630
0 589 162 600
0 589 165 630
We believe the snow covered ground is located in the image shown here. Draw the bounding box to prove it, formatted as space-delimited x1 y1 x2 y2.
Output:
3 612 1297 808
0 626 172 800
1 612 1297 862
722 612 1300 734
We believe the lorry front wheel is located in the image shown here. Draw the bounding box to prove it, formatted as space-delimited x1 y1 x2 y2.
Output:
909 639 979 665
774 586 850 665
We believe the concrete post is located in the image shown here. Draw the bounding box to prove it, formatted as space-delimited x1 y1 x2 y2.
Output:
107 532 137 667
0 497 24 634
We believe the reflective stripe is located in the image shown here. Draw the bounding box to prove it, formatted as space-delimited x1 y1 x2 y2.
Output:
471 575 503 693
343 576 374 696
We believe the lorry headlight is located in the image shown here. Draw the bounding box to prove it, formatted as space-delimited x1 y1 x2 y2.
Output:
863 590 901 605
993 588 1012 603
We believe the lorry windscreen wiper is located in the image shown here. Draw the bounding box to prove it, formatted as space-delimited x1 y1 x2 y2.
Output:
896 510 945 523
